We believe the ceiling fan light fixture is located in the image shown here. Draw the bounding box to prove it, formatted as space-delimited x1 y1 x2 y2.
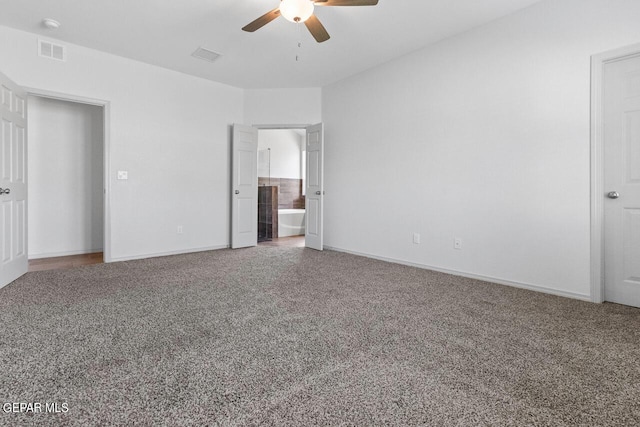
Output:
280 0 314 23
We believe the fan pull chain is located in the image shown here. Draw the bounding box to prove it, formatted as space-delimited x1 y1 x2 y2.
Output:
296 22 302 62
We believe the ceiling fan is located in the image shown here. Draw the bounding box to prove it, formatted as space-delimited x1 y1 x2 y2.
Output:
242 0 379 43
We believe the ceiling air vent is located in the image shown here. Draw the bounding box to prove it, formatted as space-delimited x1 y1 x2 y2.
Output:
192 47 221 63
38 39 66 61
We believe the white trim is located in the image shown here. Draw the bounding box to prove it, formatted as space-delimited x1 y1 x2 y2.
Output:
325 246 591 302
24 87 106 107
109 245 229 263
590 42 640 303
24 87 113 263
253 124 310 129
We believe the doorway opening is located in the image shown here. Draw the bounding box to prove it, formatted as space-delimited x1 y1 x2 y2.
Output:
257 128 307 248
26 92 108 271
231 123 322 250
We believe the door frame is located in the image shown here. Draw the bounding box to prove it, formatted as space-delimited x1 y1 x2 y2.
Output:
253 124 311 130
24 87 112 263
252 124 313 246
590 42 640 303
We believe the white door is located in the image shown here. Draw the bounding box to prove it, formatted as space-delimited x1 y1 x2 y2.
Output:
603 54 640 307
305 123 324 251
0 71 28 289
231 124 258 249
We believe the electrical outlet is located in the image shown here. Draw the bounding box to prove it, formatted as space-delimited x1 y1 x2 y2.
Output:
117 170 128 180
413 233 421 244
454 238 462 250
177 226 183 235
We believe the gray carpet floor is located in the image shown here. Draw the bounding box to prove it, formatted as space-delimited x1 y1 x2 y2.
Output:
1 246 639 426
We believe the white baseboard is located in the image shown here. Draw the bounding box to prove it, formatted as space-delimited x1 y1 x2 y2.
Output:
324 245 592 302
109 245 229 263
29 248 104 260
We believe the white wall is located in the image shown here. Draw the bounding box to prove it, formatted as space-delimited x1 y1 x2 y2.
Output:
258 129 303 179
28 96 104 258
244 88 321 125
322 0 640 300
0 26 244 261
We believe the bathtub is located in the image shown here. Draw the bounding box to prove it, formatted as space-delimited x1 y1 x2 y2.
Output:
278 209 306 237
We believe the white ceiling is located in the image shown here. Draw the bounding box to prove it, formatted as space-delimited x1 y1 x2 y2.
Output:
0 0 543 89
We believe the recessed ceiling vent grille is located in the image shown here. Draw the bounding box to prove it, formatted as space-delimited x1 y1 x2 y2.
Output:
192 47 221 63
38 39 66 61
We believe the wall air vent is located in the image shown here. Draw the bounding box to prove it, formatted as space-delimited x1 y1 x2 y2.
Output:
192 47 221 63
38 39 66 61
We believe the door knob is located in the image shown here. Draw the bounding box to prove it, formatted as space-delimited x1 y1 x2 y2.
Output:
0 188 9 195
607 191 620 199
315 191 321 195
235 190 240 195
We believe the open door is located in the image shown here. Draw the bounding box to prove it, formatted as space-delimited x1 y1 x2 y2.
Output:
0 71 28 288
602 53 640 307
305 123 324 251
231 124 258 249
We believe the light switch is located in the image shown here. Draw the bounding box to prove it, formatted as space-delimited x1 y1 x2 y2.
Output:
117 171 128 180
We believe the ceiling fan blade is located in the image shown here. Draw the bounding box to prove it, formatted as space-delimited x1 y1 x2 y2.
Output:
314 0 378 6
242 8 281 32
305 14 330 43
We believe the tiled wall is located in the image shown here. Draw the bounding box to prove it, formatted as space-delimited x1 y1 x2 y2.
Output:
258 178 305 210
258 186 278 241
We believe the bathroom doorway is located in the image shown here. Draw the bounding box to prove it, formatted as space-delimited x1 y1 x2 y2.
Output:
257 128 307 247
231 123 323 250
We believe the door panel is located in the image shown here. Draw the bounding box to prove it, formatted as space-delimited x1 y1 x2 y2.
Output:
307 198 319 236
15 123 25 182
2 201 11 263
231 124 258 249
0 70 28 289
1 119 10 181
1 85 11 109
623 209 640 282
14 93 26 119
308 151 320 187
238 198 254 233
604 55 640 307
16 199 25 257
238 150 254 185
305 123 323 251
626 111 640 183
